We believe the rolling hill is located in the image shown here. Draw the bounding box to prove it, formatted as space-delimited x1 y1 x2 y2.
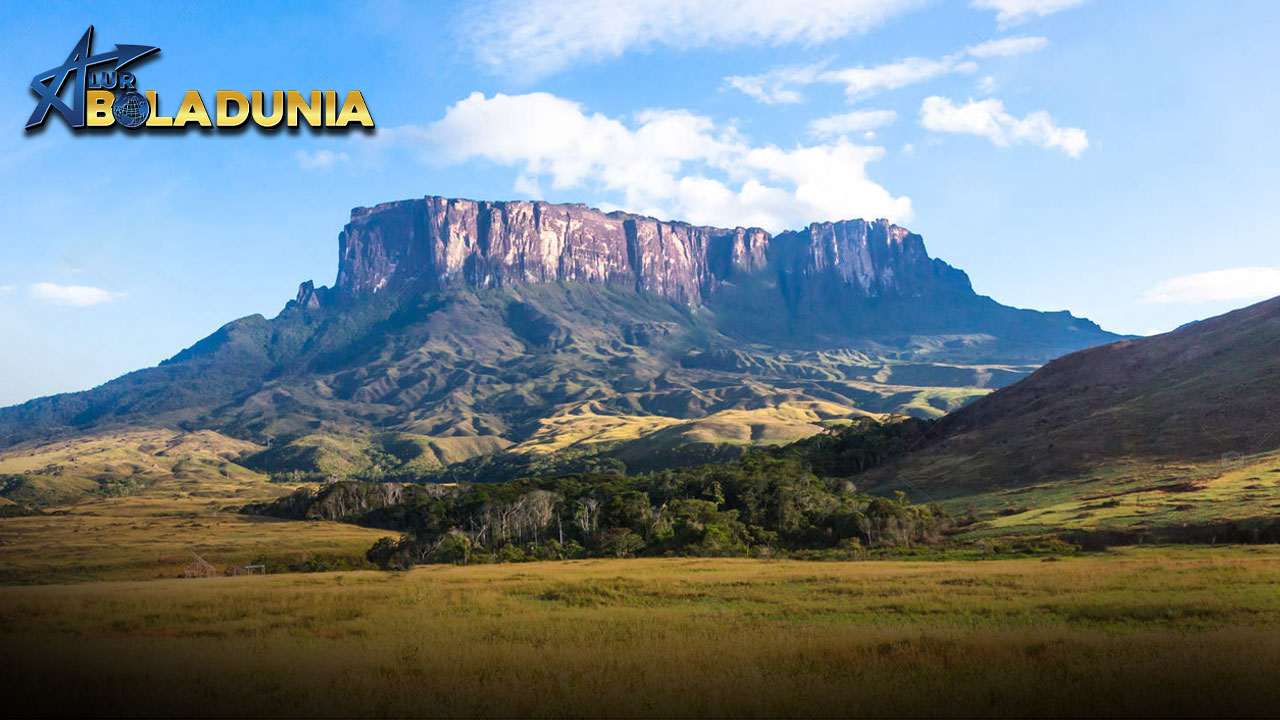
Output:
859 295 1280 541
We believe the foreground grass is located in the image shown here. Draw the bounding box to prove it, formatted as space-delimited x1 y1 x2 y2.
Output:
2 548 1280 717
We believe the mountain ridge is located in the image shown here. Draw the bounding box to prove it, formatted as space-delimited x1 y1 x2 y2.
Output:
0 196 1122 464
297 195 976 310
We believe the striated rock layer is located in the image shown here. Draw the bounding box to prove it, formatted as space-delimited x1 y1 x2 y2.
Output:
311 196 962 309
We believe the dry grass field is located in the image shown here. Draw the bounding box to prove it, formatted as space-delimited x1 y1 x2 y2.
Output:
4 431 1279 717
0 429 388 583
3 549 1280 718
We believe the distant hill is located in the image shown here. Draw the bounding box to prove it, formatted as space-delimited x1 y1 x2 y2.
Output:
855 295 1280 542
0 196 1120 477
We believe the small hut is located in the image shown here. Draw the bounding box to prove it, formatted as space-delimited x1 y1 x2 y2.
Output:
183 552 218 578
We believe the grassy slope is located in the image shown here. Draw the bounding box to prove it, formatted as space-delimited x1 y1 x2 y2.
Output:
875 296 1280 496
856 296 1280 539
0 429 263 506
0 284 1063 471
2 550 1279 717
0 429 387 583
942 448 1280 541
513 399 868 454
242 432 512 477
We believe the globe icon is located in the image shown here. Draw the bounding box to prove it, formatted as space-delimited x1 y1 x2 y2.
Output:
112 91 150 128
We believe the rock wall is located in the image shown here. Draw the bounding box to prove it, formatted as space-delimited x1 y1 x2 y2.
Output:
313 195 968 308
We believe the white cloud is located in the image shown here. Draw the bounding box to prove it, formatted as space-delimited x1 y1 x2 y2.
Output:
725 63 826 105
728 35 1044 104
965 35 1048 57
728 54 972 104
822 55 978 102
919 96 1088 157
30 283 123 306
376 91 911 232
971 0 1088 27
976 75 998 93
807 109 898 138
513 173 544 199
1143 267 1280 304
295 149 349 170
0 285 12 296
466 0 926 80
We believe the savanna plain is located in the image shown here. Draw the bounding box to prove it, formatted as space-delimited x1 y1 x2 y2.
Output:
3 429 1280 717
3 549 1280 718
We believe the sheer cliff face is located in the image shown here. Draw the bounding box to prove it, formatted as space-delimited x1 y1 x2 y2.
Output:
325 196 963 307
0 193 1123 450
771 220 972 312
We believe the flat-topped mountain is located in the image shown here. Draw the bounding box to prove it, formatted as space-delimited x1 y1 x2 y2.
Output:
296 196 1109 348
308 197 965 308
0 196 1122 481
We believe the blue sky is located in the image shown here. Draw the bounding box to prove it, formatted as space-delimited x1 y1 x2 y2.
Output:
2 0 1279 407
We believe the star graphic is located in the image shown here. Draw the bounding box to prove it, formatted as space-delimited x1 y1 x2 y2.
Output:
26 26 160 130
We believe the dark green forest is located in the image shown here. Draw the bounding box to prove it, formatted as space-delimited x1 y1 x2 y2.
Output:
246 417 954 568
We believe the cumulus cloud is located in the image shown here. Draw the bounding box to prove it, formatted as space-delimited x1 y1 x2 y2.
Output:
728 36 1044 104
919 96 1088 157
375 91 911 231
295 149 350 170
971 0 1088 27
807 110 898 138
30 282 123 306
465 0 926 80
1143 267 1280 304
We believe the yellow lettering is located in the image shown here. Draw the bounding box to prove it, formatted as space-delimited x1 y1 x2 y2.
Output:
215 91 249 127
85 89 114 127
144 90 172 127
324 90 337 125
252 91 284 127
335 91 374 128
172 90 212 127
287 90 322 127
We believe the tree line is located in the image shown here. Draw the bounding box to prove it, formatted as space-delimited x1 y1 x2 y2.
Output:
246 417 949 568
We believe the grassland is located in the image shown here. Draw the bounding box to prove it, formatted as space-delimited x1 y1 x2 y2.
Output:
2 549 1280 717
0 429 388 584
940 449 1280 543
513 399 870 455
0 428 265 506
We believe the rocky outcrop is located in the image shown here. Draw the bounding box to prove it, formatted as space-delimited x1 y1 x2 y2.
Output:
290 280 332 310
771 220 974 313
303 196 956 310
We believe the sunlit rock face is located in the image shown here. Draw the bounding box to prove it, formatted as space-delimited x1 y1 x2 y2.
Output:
0 193 1122 451
325 196 955 308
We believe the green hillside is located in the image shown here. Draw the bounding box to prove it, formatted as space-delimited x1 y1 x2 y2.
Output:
0 283 1087 477
852 295 1280 542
